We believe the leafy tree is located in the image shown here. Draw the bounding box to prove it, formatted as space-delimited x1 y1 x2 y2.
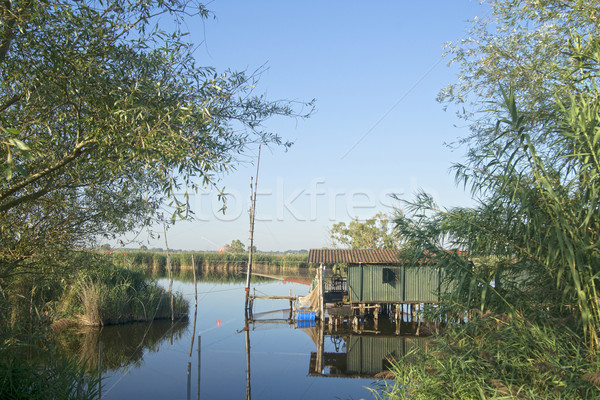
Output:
0 0 312 281
440 0 600 157
386 3 600 397
100 244 111 252
397 0 600 351
224 239 245 254
329 212 400 249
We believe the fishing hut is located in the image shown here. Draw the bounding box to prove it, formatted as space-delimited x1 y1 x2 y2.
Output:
308 249 445 326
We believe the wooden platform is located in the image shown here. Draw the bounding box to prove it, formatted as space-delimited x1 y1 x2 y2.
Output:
327 305 353 317
248 294 299 301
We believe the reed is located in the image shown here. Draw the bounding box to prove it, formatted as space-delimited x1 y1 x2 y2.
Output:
373 313 600 399
110 250 310 272
62 265 189 326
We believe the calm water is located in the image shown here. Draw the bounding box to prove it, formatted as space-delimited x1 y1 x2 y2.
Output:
61 270 410 400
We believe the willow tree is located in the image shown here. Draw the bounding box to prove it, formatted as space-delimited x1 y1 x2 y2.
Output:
0 2 312 284
396 1 600 350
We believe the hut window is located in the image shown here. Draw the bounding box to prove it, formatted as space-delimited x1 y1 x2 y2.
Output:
382 268 397 284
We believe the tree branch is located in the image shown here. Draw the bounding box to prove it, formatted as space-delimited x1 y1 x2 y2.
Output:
0 139 95 211
0 0 16 64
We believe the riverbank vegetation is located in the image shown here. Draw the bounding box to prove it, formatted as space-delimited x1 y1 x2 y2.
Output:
60 262 188 327
382 1 600 398
0 0 311 397
110 250 310 272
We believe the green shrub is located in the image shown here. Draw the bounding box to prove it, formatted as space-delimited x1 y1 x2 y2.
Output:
62 265 188 326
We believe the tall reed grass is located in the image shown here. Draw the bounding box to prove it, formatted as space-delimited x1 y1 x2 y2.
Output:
110 250 310 272
374 313 600 399
61 265 188 326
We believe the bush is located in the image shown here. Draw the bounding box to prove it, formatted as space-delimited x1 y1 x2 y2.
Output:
62 265 188 326
379 314 600 399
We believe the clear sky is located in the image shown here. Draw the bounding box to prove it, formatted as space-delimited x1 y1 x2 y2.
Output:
124 0 487 252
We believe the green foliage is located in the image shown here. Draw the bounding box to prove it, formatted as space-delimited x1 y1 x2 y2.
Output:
0 0 312 285
395 0 600 344
224 239 246 254
61 264 189 325
386 1 600 397
329 212 401 249
440 0 600 149
376 314 600 399
110 250 310 271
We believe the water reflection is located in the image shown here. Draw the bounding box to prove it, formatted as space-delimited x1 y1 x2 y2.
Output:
308 328 429 379
248 316 429 382
53 268 428 399
56 319 189 373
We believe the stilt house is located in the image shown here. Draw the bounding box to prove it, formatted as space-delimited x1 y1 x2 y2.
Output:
308 249 443 308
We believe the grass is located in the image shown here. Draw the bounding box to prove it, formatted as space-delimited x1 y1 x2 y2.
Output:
374 313 600 399
109 250 310 272
60 265 189 326
0 251 190 398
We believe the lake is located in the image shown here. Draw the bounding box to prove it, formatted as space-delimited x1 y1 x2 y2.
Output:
58 268 420 399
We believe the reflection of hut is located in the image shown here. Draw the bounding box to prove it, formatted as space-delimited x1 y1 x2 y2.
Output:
308 332 430 378
307 249 445 321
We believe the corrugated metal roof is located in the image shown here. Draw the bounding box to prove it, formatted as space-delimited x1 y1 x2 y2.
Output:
308 249 401 265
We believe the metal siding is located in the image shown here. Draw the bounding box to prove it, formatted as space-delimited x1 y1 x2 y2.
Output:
418 267 439 302
371 265 404 302
404 267 419 302
404 267 439 302
349 265 405 302
348 265 442 303
348 265 361 302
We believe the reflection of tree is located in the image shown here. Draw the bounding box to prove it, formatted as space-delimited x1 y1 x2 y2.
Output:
55 319 188 372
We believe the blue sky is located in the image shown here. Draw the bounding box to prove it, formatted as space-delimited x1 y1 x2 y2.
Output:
126 1 487 252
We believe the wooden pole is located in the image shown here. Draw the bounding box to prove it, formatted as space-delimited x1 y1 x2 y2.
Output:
244 317 251 400
189 254 198 357
98 340 103 399
187 362 191 400
192 254 197 306
244 176 254 313
289 289 293 321
162 216 173 323
197 335 201 400
320 264 325 321
245 145 262 313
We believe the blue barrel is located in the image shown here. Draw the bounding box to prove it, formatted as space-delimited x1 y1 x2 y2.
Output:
296 310 316 321
296 319 316 328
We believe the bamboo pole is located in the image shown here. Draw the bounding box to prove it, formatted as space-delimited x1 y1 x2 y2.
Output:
320 264 325 321
245 145 261 313
245 317 251 400
187 362 191 400
189 254 198 357
162 216 173 323
202 336 204 400
244 176 254 314
98 340 103 399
